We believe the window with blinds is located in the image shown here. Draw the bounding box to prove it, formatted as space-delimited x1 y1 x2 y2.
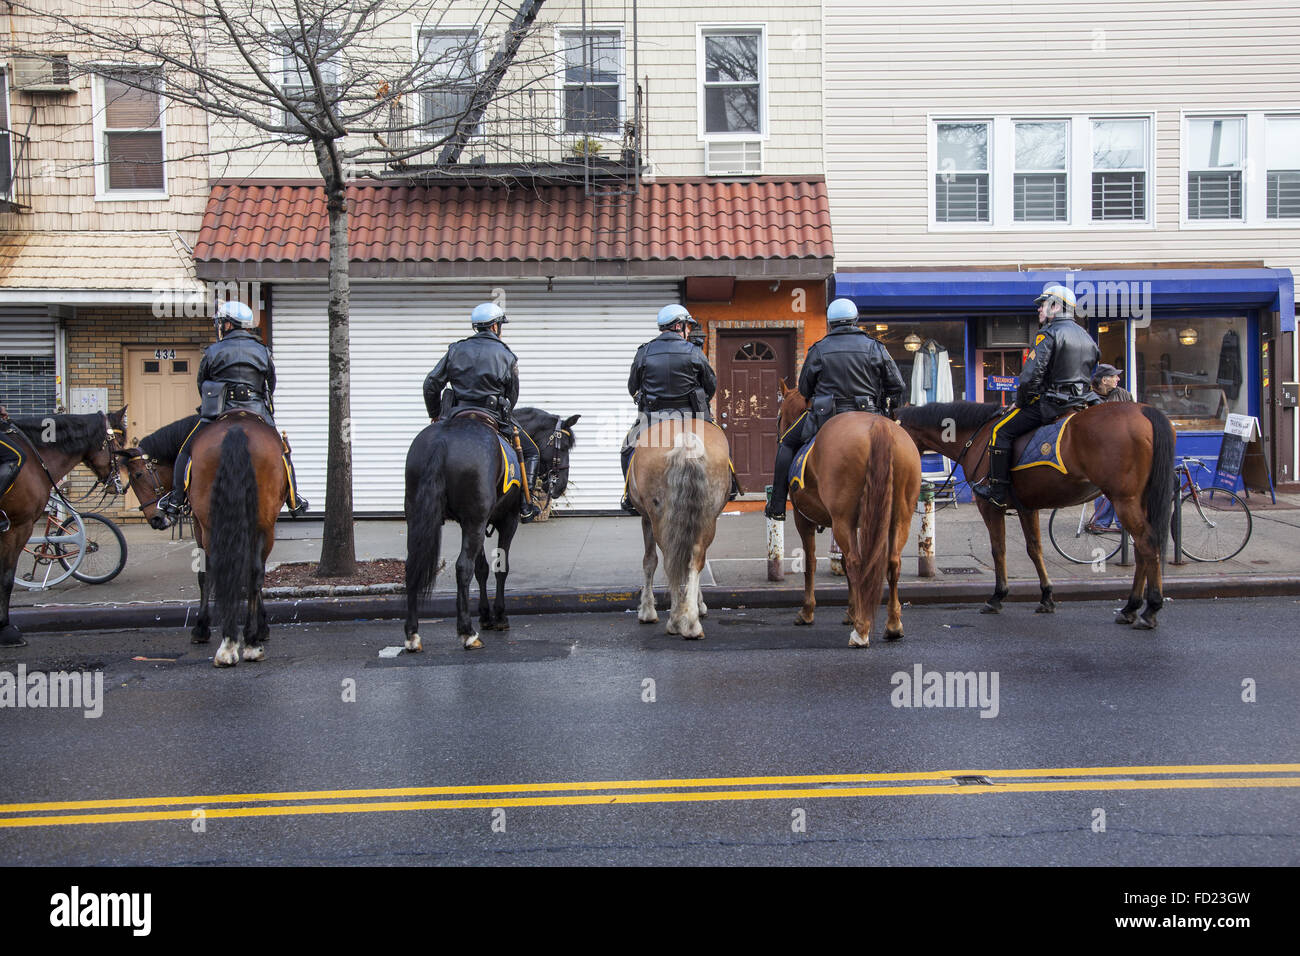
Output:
1266 116 1300 219
0 71 11 198
1091 119 1148 221
279 29 341 133
563 30 623 135
935 122 990 222
1014 121 1067 222
101 70 164 192
418 30 479 142
1187 117 1244 220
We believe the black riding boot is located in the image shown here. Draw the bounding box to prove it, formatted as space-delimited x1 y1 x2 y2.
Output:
284 455 310 517
520 447 541 523
728 465 741 501
765 444 796 520
0 458 19 532
619 445 638 514
973 447 1011 509
158 448 191 517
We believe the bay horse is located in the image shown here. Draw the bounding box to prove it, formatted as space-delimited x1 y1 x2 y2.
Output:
184 412 288 666
629 415 731 639
776 383 922 647
896 400 1176 628
404 407 579 651
1 408 127 647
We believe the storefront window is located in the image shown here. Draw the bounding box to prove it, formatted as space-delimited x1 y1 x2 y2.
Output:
1135 316 1247 431
869 320 967 404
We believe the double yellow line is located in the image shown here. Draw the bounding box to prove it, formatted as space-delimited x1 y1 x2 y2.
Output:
1 763 1297 829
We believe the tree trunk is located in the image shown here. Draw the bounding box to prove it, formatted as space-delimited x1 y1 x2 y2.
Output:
314 154 357 577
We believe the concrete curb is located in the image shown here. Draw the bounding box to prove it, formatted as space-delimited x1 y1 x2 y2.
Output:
9 575 1300 635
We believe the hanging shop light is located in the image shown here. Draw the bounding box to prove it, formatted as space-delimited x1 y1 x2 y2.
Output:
1178 327 1199 346
904 333 923 352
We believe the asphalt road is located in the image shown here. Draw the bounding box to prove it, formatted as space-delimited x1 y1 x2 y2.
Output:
1 596 1297 866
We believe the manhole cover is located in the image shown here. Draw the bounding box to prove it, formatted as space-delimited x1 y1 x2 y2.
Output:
939 566 981 575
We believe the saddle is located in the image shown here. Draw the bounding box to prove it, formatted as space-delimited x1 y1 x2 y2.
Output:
447 407 501 428
1010 412 1076 475
443 409 521 495
788 438 817 494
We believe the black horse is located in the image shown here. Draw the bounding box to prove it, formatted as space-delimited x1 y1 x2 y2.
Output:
404 406 579 651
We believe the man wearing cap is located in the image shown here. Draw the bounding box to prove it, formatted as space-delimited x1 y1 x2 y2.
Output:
765 297 906 520
620 304 721 513
974 283 1100 510
1086 363 1133 530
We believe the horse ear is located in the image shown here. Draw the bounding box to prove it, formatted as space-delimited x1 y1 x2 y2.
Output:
562 414 581 429
778 378 792 397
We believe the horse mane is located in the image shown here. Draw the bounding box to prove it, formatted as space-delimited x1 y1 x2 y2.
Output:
9 412 107 454
139 414 201 463
515 406 577 447
897 401 1002 433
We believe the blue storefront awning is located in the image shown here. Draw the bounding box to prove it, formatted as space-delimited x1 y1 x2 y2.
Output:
833 268 1295 332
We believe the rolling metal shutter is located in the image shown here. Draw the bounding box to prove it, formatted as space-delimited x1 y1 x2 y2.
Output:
0 306 56 355
272 280 676 514
0 306 58 415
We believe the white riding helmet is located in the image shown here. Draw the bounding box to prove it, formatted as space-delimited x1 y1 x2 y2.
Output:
1034 283 1078 310
657 304 693 329
826 297 859 327
216 300 256 329
471 302 508 329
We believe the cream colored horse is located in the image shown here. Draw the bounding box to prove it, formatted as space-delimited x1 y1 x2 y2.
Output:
628 418 731 639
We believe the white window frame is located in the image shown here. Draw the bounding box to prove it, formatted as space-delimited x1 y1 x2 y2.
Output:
555 25 625 144
91 64 168 202
1012 119 1069 224
928 113 1155 232
412 25 484 145
1181 111 1300 228
272 27 343 135
0 70 13 202
696 23 767 142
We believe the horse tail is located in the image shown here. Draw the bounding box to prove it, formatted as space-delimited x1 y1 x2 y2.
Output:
662 430 710 587
1141 405 1176 561
406 438 446 599
208 428 257 638
853 423 894 632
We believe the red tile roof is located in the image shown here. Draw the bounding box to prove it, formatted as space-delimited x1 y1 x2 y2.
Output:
194 178 832 276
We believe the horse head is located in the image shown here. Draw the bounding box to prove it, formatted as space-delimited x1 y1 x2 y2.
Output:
777 379 807 435
83 406 128 494
116 444 174 530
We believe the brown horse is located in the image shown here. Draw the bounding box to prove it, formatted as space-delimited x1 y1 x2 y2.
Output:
184 412 288 666
629 417 730 639
896 400 1176 628
1 409 127 647
776 382 922 647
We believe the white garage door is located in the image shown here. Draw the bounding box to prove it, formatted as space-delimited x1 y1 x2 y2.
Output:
272 280 677 513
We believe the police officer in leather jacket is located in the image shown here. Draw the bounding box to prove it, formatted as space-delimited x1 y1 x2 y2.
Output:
424 302 540 523
159 301 309 519
620 304 722 513
974 283 1101 509
765 297 906 520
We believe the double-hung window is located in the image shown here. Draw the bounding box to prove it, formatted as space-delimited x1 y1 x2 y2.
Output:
701 29 763 136
1266 116 1300 220
418 30 480 142
935 121 990 222
1186 117 1244 220
561 29 622 135
0 71 12 200
1014 120 1068 222
1091 118 1148 221
97 68 166 195
279 28 341 133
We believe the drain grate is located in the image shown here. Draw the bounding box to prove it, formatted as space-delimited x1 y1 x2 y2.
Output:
939 566 981 575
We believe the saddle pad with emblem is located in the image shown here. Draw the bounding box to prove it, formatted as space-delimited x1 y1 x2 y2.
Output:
497 435 521 494
1011 413 1075 474
788 438 817 493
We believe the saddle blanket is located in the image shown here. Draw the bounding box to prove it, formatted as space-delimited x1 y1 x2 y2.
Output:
1011 414 1075 474
497 435 522 494
788 438 816 493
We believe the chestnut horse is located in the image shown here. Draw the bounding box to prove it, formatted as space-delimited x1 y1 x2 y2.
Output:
184 412 288 666
629 416 730 639
1 409 126 647
896 401 1176 628
776 383 922 647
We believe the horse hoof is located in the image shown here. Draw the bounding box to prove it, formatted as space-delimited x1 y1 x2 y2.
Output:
794 615 814 626
848 629 869 648
190 632 210 645
242 644 266 662
841 613 853 626
1035 604 1055 614
1115 612 1136 626
638 609 658 624
213 645 240 668
681 632 703 641
1133 617 1158 631
980 604 1000 614
697 603 708 619
0 624 26 647
405 634 423 653
463 633 483 650
883 628 904 642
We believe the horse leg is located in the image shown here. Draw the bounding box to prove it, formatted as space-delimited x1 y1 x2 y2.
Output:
794 511 817 626
637 514 659 624
242 551 268 662
0 536 25 648
486 518 515 631
979 502 1010 613
1111 497 1159 629
1016 509 1055 613
672 553 705 640
475 548 493 632
883 481 912 642
456 528 485 649
191 526 211 644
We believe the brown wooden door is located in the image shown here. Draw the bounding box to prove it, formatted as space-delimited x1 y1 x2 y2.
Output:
715 330 796 493
124 346 202 506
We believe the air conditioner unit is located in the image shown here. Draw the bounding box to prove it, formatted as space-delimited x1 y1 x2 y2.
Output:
12 55 74 93
705 140 762 176
981 315 1034 348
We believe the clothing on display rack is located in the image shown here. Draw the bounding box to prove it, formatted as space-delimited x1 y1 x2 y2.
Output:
909 339 954 406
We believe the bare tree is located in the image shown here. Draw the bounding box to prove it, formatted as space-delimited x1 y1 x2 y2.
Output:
10 0 552 575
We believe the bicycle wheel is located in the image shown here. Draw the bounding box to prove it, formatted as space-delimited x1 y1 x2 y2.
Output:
1177 487 1252 562
1048 504 1123 565
59 513 128 584
14 511 84 590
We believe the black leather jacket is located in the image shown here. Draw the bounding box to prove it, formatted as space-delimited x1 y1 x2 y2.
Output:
424 330 520 419
799 325 906 413
198 329 275 420
629 331 717 413
1016 315 1100 409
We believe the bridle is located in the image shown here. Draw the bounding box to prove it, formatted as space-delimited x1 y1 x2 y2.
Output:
539 422 574 497
117 450 169 512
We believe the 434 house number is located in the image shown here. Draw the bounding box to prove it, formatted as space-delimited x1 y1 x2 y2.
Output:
154 349 177 360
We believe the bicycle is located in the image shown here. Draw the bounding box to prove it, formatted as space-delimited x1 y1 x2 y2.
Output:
13 493 128 590
1047 457 1252 564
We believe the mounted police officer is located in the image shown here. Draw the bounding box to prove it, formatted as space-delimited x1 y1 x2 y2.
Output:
159 301 309 519
620 304 725 514
974 283 1101 510
423 302 540 523
765 297 906 521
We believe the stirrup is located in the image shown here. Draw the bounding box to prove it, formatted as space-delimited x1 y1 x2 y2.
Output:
157 492 187 517
972 481 1008 509
520 501 540 524
764 501 787 521
620 494 638 515
287 497 310 518
0 511 9 534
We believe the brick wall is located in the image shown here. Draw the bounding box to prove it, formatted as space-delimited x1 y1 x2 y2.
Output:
63 307 212 522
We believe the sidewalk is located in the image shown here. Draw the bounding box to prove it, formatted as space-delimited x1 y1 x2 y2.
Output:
11 489 1300 633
